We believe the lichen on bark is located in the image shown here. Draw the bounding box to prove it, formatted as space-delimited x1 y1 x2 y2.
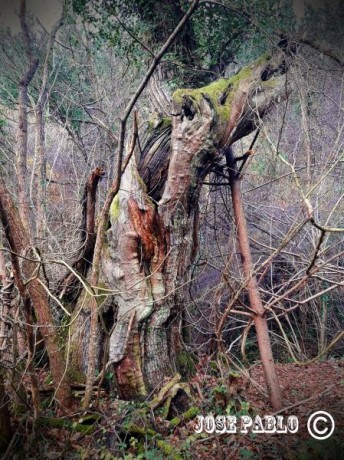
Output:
68 50 291 399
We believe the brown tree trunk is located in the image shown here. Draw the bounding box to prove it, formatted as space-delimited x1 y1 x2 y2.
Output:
81 0 201 409
0 178 72 409
0 247 11 355
72 49 291 400
17 58 39 234
57 167 105 304
1 226 41 417
35 104 46 243
226 148 283 410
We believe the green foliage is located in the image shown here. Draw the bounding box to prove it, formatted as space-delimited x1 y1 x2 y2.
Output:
71 0 296 87
239 447 257 459
169 406 199 427
176 351 197 378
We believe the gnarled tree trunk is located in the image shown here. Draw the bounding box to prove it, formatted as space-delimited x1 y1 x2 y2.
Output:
70 50 291 401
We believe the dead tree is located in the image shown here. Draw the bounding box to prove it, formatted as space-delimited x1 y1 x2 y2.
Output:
57 167 105 304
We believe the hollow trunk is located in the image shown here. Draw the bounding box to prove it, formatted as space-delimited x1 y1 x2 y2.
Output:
70 50 291 399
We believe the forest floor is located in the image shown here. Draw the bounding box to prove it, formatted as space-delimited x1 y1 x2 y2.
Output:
161 360 344 459
8 360 344 460
204 360 344 459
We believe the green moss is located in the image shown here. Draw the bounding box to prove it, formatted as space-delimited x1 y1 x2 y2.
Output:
124 421 157 437
148 115 172 131
209 360 219 375
176 351 196 378
109 194 120 220
68 368 85 385
160 116 172 129
170 407 199 427
134 167 147 193
172 55 273 126
95 283 108 307
173 66 253 124
156 439 183 459
252 52 271 66
261 78 280 89
38 416 97 434
124 422 183 459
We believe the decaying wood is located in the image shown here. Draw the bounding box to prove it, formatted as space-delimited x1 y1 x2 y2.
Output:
98 49 292 399
56 167 105 304
81 0 201 410
68 44 293 401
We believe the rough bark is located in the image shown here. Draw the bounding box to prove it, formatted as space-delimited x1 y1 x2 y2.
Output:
68 46 291 401
0 252 13 452
99 51 290 398
0 178 72 409
80 0 200 409
0 248 11 356
57 167 105 304
0 220 41 417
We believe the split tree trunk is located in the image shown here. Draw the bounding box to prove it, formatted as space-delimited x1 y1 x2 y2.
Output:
70 50 291 401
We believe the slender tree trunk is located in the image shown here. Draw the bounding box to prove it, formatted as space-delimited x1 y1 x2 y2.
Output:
227 149 283 410
57 167 105 304
0 178 72 409
0 247 11 356
35 104 47 244
16 58 39 235
1 236 40 416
